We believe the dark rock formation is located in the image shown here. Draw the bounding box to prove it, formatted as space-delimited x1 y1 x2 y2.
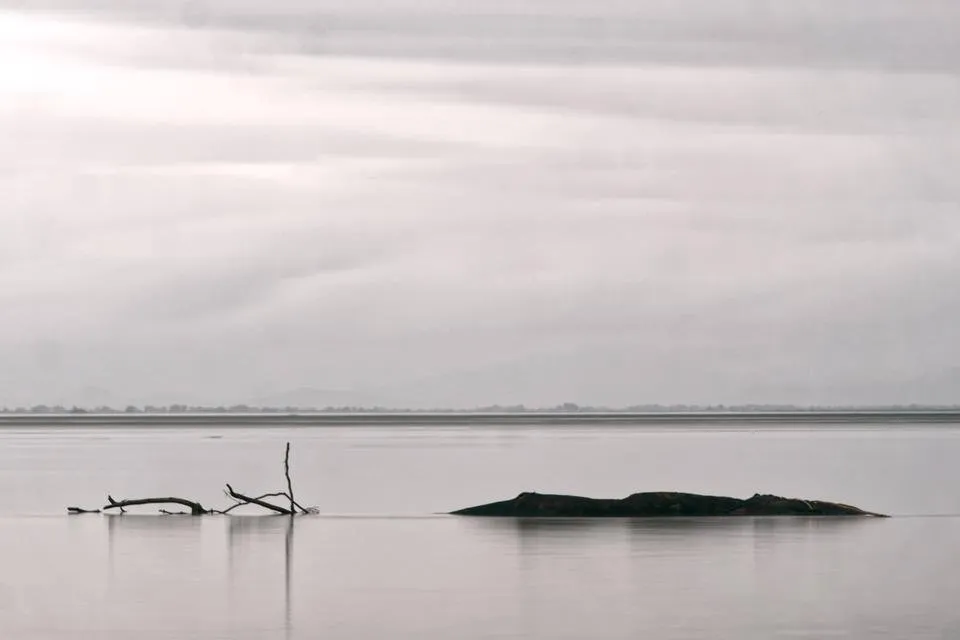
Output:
450 491 886 517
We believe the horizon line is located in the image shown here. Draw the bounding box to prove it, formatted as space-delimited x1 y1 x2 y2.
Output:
2 404 960 415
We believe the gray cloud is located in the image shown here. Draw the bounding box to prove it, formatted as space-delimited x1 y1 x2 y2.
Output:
9 0 960 72
1 1 958 407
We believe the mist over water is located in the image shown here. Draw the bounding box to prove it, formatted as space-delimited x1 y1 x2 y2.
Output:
1 417 958 638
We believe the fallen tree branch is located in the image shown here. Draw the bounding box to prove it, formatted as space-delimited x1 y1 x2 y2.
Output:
281 443 311 514
67 506 101 514
105 496 209 515
225 484 295 515
284 442 297 514
66 442 315 516
217 491 289 515
290 497 311 514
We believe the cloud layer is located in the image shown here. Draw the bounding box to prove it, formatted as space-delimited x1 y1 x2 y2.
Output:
1 1 959 407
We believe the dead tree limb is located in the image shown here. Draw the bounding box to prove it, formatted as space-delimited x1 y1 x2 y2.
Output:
283 442 311 515
289 497 310 514
66 443 315 516
284 442 296 514
104 496 209 515
217 491 289 515
225 484 294 515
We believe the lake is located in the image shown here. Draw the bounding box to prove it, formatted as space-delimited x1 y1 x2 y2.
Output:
1 415 958 638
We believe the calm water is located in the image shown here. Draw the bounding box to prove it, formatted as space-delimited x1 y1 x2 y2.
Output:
1 417 959 638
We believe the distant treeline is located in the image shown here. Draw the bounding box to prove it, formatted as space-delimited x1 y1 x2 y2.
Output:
1 402 958 414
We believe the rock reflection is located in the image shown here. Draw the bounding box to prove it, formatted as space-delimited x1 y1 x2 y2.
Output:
461 514 879 559
468 515 755 539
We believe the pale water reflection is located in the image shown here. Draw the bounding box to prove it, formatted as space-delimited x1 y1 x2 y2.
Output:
225 516 296 638
1 513 957 638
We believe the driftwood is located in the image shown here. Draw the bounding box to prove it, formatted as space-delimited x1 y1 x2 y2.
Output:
67 507 101 514
284 442 308 514
225 485 294 515
106 495 209 515
67 442 316 516
219 491 288 515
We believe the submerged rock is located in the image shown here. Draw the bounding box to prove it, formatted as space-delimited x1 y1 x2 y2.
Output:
450 491 886 517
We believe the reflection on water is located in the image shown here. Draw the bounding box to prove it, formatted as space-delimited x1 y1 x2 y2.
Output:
227 516 295 638
467 513 876 543
84 514 301 639
1 514 959 638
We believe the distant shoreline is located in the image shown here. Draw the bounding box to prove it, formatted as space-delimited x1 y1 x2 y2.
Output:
1 410 960 427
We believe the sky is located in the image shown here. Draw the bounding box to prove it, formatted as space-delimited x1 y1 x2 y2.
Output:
1 0 959 408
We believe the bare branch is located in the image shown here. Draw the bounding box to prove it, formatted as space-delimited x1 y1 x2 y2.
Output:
284 442 296 515
108 495 127 514
284 442 311 514
67 506 101 514
216 491 290 515
289 497 310 514
67 443 316 517
225 484 294 515
104 496 209 515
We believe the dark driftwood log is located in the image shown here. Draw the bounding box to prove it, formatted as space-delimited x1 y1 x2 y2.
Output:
105 496 209 515
67 507 101 514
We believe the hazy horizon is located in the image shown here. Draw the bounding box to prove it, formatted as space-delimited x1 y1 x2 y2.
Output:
3 400 960 414
3 1 959 409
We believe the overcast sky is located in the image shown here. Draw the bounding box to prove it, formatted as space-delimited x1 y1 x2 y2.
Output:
1 0 959 408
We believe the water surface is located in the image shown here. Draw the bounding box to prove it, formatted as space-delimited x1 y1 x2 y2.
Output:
0 417 957 638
